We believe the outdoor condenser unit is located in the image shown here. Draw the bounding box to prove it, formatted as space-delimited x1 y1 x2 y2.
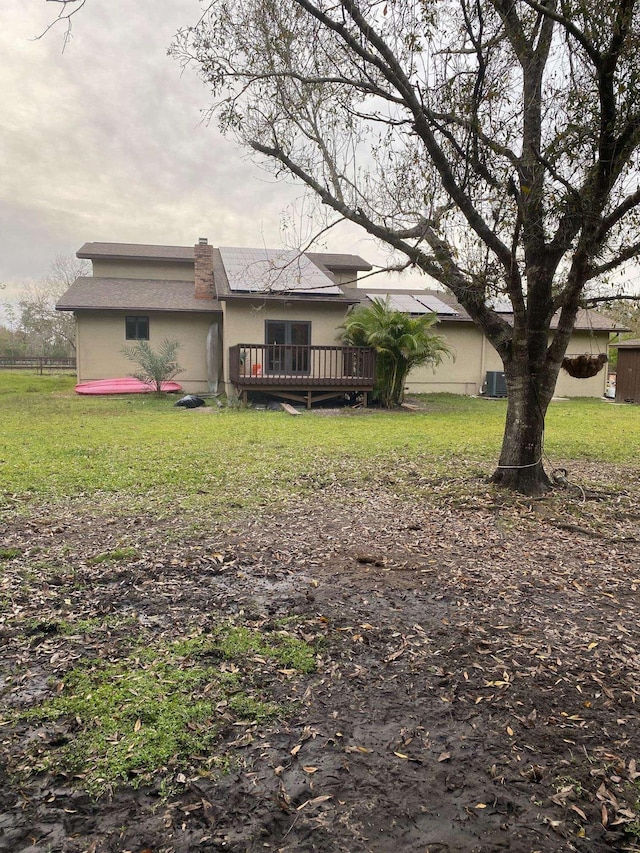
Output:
484 371 507 397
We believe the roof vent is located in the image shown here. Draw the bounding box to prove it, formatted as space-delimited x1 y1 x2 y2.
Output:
198 237 208 245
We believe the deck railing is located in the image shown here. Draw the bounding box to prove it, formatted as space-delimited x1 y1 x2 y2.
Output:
229 344 376 388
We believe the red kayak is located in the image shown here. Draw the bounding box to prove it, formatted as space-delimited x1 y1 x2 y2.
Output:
75 378 183 395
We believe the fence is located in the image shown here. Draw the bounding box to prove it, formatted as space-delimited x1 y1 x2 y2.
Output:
0 356 76 374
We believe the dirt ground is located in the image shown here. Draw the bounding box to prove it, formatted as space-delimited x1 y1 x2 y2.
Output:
1 464 640 853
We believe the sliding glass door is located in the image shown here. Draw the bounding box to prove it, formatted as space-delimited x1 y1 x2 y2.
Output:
265 321 311 375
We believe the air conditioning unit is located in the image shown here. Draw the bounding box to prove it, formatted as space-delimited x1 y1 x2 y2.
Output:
484 371 507 397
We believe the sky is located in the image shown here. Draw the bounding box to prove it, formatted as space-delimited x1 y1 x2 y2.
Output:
3 2 635 319
1 0 424 309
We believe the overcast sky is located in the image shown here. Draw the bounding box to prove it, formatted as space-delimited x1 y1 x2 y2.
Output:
1 0 425 308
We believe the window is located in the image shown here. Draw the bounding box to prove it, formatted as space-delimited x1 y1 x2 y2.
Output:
125 316 149 340
265 320 310 374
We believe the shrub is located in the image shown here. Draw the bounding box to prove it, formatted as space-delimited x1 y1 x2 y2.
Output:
121 338 183 393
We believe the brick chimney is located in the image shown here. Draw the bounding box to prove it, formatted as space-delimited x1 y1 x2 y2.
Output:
194 237 214 299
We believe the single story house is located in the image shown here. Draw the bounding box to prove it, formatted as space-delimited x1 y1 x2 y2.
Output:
56 239 622 404
377 290 620 398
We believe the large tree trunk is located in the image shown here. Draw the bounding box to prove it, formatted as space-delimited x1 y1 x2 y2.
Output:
490 366 553 496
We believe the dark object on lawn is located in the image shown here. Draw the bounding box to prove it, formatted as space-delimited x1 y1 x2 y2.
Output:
561 353 607 378
174 395 206 409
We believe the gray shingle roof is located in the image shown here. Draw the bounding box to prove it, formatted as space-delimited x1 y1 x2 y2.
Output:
77 243 195 263
359 289 624 331
56 278 221 313
69 242 621 331
77 242 373 273
611 338 640 348
306 252 373 271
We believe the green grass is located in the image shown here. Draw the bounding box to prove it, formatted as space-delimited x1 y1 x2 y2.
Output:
169 624 317 674
0 548 22 560
0 371 76 395
87 547 139 565
17 622 315 797
0 372 637 513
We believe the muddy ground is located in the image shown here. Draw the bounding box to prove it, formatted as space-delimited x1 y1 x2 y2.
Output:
1 465 640 853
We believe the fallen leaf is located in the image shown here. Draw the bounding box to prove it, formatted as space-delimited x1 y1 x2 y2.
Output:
297 795 332 811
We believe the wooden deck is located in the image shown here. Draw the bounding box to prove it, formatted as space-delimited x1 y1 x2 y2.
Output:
229 344 376 408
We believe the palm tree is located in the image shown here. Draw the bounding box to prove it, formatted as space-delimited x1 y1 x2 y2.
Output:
121 338 183 393
342 298 451 407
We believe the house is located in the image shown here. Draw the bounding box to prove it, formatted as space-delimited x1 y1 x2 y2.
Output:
56 239 622 404
56 240 377 407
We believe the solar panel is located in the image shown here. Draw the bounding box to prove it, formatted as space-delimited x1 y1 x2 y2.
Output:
220 247 342 294
366 293 458 315
366 293 423 313
414 294 458 315
392 294 428 313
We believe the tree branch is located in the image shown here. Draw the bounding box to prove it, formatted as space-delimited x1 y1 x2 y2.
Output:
582 293 640 306
587 240 640 279
519 0 600 62
40 0 87 50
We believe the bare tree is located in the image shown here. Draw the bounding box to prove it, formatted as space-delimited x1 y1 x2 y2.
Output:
167 0 640 494
7 255 88 356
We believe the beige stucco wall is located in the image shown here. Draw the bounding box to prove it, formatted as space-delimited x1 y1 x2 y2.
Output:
405 322 497 395
332 271 361 287
75 310 216 393
92 259 195 281
405 324 610 397
221 300 348 386
73 300 610 399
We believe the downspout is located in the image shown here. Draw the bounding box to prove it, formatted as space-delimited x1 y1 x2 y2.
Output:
207 321 222 394
479 331 487 394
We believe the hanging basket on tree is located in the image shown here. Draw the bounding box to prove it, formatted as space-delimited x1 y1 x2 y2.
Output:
561 353 608 378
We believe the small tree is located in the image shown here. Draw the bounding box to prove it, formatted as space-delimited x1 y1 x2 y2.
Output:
4 255 88 357
342 298 450 407
121 338 183 393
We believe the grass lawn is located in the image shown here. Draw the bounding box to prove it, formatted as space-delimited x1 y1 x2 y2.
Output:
1 371 637 515
1 371 640 852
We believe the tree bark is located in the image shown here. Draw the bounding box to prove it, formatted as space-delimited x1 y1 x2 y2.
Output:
490 366 553 496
